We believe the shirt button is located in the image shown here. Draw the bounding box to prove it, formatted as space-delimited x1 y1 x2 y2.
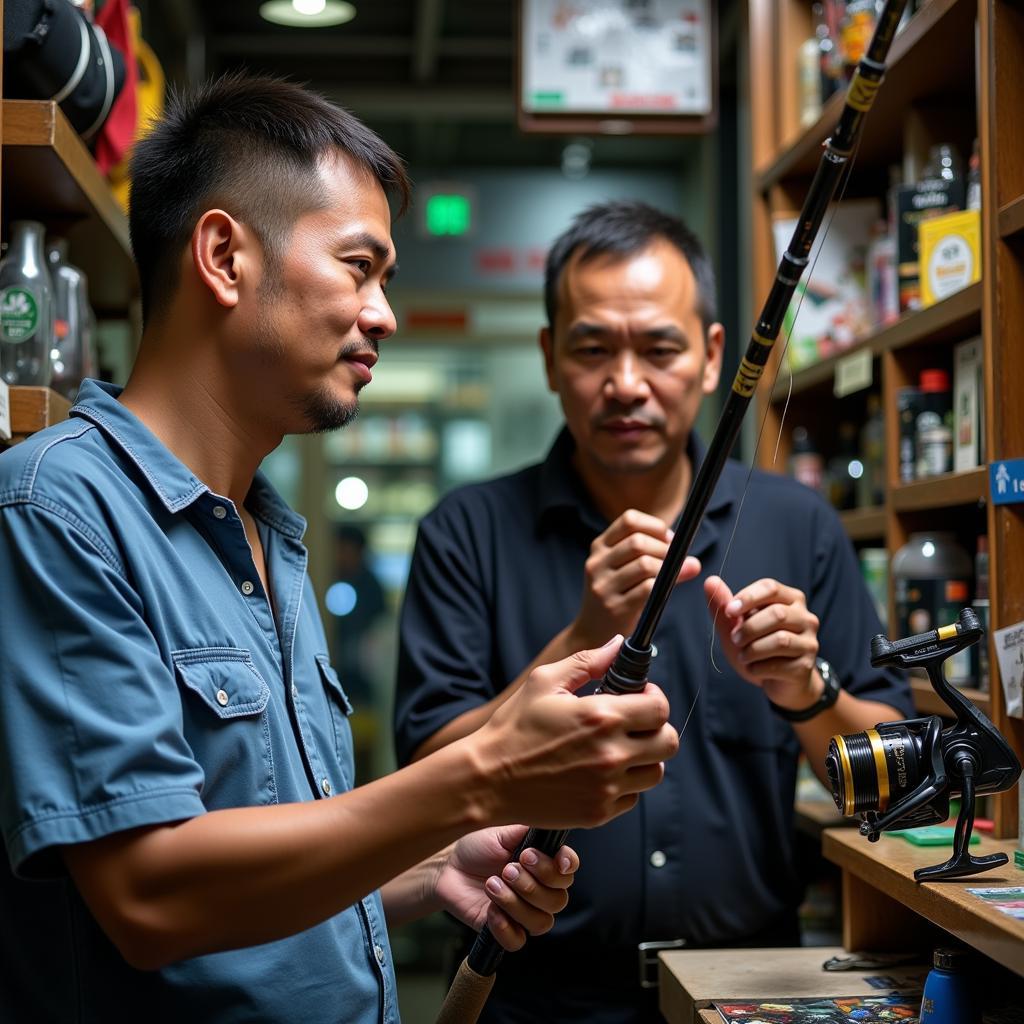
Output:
375 944 385 964
650 850 667 868
240 580 255 596
212 505 227 519
321 778 332 796
216 689 229 707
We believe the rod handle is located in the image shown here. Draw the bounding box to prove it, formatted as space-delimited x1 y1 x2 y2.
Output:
434 957 496 1024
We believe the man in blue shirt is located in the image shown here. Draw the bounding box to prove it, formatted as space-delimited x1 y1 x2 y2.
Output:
395 201 914 1022
0 79 681 1023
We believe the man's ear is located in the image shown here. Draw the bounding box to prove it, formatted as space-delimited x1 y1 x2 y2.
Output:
539 326 558 393
702 321 725 394
191 210 251 309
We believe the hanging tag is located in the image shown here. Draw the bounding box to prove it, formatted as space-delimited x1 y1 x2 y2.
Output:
834 349 873 397
0 380 10 442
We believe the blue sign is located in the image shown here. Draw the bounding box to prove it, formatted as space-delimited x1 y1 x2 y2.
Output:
990 458 1024 505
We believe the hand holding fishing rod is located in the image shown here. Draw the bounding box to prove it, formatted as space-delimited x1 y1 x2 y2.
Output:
436 3 910 1022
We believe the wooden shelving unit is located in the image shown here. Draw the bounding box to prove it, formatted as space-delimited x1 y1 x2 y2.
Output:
824 827 1024 976
748 0 1023 849
749 0 1024 985
4 386 71 446
1 99 137 314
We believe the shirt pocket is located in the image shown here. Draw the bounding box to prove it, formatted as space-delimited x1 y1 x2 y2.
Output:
172 647 277 807
316 654 355 786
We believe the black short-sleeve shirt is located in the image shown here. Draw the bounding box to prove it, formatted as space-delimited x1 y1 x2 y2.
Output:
395 429 911 1022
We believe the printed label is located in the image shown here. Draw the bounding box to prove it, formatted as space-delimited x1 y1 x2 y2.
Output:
0 287 39 342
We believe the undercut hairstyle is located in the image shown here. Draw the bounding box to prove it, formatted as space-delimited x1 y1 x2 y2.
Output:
544 200 718 334
128 72 411 322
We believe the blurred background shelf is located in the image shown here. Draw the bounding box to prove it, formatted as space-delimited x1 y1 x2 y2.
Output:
2 100 137 314
4 386 71 445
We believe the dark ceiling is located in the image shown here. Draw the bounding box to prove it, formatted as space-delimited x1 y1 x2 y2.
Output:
136 0 740 172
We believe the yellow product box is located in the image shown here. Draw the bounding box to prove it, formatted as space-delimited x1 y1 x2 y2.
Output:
919 208 981 307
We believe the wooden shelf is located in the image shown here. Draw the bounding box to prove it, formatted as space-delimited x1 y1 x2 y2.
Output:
998 195 1024 239
4 386 71 444
909 669 992 718
756 0 976 190
890 467 987 512
2 100 136 312
823 827 1024 977
839 506 886 541
770 284 982 402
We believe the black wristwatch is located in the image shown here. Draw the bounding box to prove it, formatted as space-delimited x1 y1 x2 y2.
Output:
769 658 841 722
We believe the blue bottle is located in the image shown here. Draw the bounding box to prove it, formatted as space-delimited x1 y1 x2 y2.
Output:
919 946 978 1024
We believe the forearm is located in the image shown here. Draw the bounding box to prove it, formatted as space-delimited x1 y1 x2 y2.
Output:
794 689 904 786
411 624 581 760
64 742 491 969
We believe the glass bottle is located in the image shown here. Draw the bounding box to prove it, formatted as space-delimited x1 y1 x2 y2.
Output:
0 220 54 387
47 239 98 402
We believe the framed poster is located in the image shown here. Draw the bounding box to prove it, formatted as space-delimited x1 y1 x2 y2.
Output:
518 0 717 135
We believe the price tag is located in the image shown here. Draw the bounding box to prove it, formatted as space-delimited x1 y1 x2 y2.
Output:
993 620 1024 718
0 380 10 442
990 458 1024 505
833 349 873 397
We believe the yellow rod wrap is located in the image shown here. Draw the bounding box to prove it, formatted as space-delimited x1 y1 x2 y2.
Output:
937 624 958 640
752 331 775 348
846 71 882 113
867 729 890 812
834 735 856 816
731 357 764 397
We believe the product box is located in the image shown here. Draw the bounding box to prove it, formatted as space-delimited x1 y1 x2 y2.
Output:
889 179 965 312
953 336 985 471
919 208 982 307
772 198 879 371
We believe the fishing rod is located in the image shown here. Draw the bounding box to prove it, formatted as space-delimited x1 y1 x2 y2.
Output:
435 3 910 1021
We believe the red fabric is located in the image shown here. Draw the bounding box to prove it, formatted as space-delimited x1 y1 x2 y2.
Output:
93 0 138 173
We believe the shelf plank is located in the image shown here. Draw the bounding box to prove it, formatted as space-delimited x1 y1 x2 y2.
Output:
5 386 71 444
909 670 991 718
756 0 976 189
890 467 987 512
839 506 887 541
998 195 1024 239
770 284 982 402
823 828 1024 977
2 100 136 312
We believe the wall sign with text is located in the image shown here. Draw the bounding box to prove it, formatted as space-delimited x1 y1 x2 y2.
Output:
519 0 716 135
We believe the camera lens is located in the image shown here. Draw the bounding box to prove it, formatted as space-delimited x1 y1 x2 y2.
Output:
826 725 923 816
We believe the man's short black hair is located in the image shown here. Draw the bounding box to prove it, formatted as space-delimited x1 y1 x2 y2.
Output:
543 200 717 334
129 72 411 322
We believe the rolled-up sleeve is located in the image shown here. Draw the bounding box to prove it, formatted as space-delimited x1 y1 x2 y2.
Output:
0 501 206 878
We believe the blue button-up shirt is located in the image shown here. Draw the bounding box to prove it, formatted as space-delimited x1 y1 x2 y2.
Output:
0 380 398 1023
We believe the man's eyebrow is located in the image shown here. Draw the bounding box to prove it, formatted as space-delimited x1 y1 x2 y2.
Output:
337 231 394 267
565 322 688 342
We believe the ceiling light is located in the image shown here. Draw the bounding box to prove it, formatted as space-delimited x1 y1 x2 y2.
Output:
259 0 356 28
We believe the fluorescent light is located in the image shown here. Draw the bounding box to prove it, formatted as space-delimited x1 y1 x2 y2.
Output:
259 0 356 28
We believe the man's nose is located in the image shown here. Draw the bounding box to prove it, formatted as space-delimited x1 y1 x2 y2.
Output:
358 288 397 341
604 350 650 402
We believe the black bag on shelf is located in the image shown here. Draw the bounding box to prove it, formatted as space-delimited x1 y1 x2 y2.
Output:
4 0 126 142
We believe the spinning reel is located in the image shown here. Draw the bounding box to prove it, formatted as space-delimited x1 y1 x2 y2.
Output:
825 608 1022 881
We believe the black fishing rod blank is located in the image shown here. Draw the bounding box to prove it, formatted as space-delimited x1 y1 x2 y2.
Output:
435 4 909 1020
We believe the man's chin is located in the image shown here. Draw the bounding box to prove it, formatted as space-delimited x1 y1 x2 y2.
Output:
300 387 360 434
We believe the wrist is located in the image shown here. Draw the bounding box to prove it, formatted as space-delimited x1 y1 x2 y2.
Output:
769 658 841 722
768 667 824 712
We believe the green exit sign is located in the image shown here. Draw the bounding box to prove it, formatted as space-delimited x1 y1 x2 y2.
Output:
425 193 472 236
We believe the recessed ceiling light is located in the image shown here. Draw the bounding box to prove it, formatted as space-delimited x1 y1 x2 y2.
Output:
259 0 356 28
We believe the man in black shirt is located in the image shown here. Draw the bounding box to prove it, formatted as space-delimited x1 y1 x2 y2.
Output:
395 201 912 1023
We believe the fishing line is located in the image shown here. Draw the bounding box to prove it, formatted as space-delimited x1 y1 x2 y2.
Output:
678 134 864 741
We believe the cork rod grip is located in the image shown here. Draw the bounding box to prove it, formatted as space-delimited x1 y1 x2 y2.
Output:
434 957 496 1024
